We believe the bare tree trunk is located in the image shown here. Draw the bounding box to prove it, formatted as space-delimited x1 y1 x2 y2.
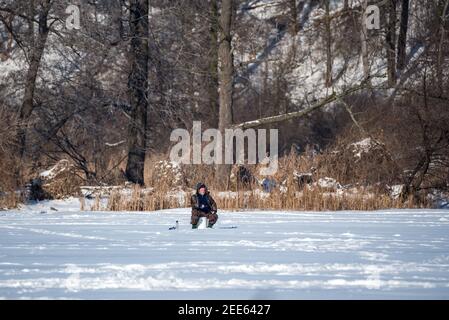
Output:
324 0 332 87
208 0 219 128
125 0 149 185
217 0 235 185
396 0 410 72
17 0 51 181
112 0 125 42
402 72 433 199
437 0 449 94
288 0 299 35
386 0 398 87
360 0 371 84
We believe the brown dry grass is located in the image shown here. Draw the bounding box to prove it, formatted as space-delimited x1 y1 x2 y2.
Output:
0 190 22 209
0 108 21 208
1 128 432 211
215 188 425 211
88 144 431 212
91 184 427 212
97 185 188 212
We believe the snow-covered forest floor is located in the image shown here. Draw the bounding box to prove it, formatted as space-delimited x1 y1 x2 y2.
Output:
1 199 448 299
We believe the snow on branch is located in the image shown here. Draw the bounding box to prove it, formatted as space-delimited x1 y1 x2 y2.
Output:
105 140 126 147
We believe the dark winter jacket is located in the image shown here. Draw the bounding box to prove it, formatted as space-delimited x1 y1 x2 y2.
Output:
191 184 217 214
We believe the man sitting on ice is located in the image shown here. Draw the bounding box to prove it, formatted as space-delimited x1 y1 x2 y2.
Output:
191 183 218 229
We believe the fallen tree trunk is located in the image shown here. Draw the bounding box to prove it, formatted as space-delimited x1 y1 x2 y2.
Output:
233 84 367 130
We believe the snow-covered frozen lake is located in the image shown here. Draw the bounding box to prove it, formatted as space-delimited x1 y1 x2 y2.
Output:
1 199 449 299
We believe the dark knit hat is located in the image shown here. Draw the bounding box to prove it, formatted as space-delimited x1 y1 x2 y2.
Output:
196 182 207 192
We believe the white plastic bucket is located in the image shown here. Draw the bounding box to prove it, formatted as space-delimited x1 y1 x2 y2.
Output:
197 217 209 229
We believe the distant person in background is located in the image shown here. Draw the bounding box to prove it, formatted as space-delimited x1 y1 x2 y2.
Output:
262 177 276 193
191 183 218 229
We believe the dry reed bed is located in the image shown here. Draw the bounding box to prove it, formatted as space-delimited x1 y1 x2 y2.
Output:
86 185 427 212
